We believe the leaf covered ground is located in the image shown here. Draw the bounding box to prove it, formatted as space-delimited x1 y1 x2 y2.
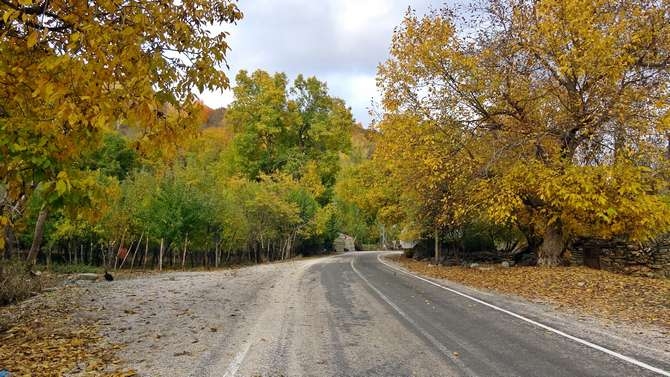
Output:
0 286 136 377
391 256 670 328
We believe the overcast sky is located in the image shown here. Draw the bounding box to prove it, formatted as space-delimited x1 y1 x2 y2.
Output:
198 0 447 126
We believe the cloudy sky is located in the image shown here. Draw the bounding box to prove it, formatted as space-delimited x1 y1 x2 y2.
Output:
198 0 447 126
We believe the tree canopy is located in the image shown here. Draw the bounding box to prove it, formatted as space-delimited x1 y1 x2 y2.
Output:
0 0 242 258
374 0 670 265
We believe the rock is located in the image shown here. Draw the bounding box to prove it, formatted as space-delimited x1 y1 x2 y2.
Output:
577 281 586 287
514 250 538 266
74 273 99 281
501 261 511 268
469 263 480 268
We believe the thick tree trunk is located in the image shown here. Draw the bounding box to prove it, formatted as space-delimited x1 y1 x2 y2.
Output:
26 208 49 265
3 225 15 260
537 221 565 267
517 222 542 253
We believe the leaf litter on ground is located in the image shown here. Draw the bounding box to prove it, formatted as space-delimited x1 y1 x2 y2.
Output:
0 286 136 377
391 255 669 328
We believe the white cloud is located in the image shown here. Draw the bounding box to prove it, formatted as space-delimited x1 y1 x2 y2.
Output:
198 0 441 125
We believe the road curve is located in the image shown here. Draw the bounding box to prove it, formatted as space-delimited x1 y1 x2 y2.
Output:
213 251 669 377
87 251 668 376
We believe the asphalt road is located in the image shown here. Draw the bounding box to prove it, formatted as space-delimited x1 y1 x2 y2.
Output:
200 251 669 377
90 251 669 376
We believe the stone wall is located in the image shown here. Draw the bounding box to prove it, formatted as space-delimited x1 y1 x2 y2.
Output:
570 236 670 278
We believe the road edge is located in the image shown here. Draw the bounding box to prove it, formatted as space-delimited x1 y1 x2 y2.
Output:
377 252 670 377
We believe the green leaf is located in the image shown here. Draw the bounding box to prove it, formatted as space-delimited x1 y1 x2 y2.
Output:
56 180 67 196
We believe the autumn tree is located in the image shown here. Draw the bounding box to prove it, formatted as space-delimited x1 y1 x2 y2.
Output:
0 0 242 263
377 1 670 265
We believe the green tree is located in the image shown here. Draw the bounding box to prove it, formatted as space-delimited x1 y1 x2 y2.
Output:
224 70 354 195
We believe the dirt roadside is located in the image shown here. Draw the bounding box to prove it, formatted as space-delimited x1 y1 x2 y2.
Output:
0 257 330 377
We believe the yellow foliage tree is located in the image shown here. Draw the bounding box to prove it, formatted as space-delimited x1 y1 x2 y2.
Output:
0 0 242 263
377 1 670 266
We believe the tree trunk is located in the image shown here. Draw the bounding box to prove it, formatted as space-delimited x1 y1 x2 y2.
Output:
129 232 143 272
537 220 565 267
26 207 49 265
214 242 220 268
3 225 15 260
434 227 440 265
102 243 107 268
119 238 135 269
142 234 149 270
159 238 164 272
181 234 188 270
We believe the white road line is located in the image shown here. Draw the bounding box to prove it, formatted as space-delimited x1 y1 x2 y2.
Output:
350 255 476 376
377 253 670 377
222 342 251 377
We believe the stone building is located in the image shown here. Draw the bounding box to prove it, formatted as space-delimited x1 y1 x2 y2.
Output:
333 233 356 252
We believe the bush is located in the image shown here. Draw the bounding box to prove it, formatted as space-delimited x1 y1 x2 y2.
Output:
0 260 42 306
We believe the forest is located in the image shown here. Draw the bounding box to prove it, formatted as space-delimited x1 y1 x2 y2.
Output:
1 0 669 304
1 67 382 272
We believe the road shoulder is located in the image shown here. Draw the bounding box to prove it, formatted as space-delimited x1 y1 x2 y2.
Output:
381 253 670 367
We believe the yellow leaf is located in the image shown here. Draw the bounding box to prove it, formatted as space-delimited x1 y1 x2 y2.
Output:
3 10 15 24
27 31 39 48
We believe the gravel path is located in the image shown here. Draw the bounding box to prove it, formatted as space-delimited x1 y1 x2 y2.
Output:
76 258 327 376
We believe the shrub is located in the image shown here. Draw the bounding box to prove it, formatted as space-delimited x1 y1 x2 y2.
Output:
0 260 42 306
